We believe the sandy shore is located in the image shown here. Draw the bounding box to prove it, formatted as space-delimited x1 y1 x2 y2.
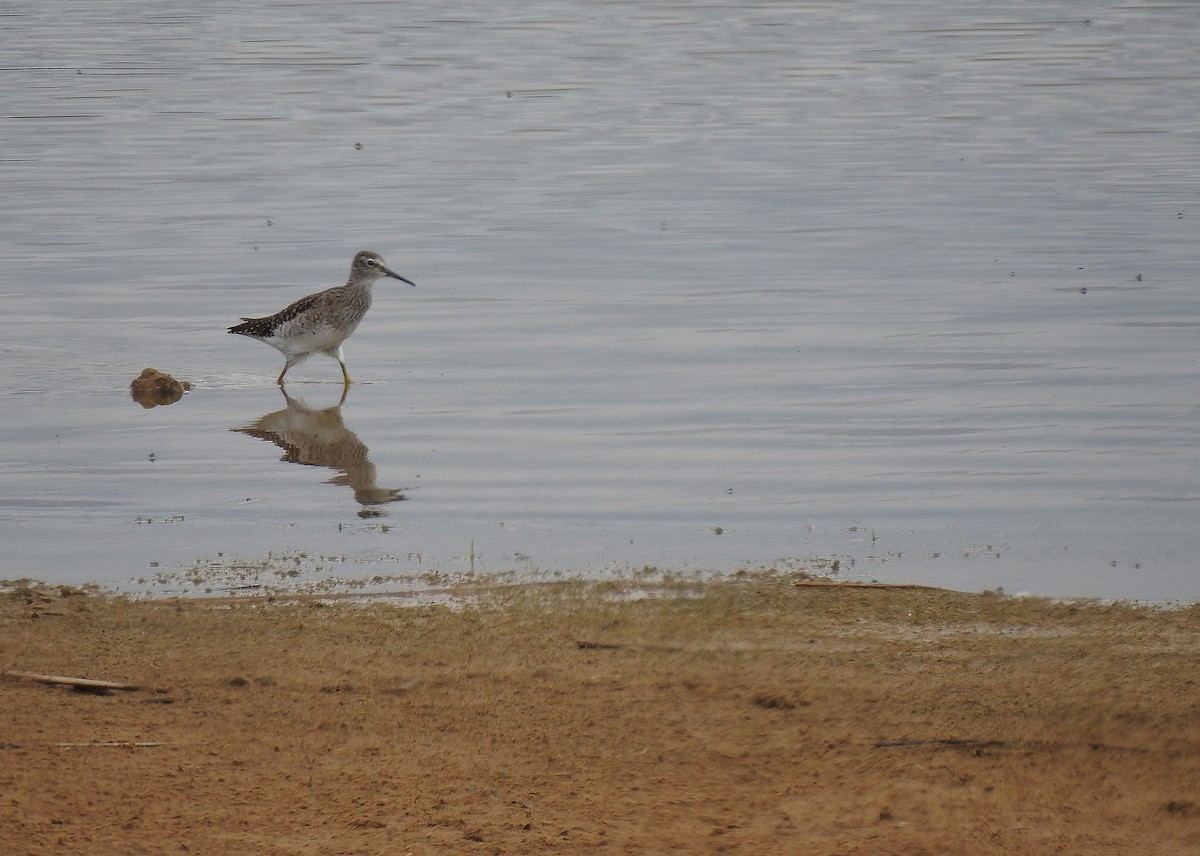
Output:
2 574 1198 854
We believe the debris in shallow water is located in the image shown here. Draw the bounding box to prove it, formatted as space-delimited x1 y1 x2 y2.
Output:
130 368 191 408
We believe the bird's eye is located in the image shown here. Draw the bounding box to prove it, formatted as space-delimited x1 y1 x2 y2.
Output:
364 258 377 267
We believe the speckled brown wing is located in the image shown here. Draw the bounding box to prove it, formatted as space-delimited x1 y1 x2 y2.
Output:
228 290 328 339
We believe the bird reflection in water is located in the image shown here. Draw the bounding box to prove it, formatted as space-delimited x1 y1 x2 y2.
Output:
232 387 406 510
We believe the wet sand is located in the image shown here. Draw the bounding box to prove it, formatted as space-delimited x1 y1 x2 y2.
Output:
2 574 1198 854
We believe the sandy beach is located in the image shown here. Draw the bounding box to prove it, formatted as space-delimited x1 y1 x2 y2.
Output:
2 574 1198 854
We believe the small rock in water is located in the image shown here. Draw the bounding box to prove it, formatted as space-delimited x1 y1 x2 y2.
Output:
130 368 191 408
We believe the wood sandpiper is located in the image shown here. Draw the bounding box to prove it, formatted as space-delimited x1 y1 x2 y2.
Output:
228 250 415 385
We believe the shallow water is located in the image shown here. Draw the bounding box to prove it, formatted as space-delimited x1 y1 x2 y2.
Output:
1 1 1197 600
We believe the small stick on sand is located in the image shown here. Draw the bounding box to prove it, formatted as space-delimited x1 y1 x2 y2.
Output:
2 671 141 693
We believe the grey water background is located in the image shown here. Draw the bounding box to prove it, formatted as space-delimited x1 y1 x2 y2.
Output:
1 1 1197 600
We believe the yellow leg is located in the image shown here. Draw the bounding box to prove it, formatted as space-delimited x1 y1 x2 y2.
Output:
333 346 352 385
277 355 300 385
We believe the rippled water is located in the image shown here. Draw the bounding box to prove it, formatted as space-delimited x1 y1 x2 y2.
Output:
1 1 1197 600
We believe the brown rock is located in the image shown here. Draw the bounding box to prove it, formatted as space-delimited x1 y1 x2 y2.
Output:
129 368 191 408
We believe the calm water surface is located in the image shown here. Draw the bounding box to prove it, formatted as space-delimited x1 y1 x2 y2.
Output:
1 1 1197 600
